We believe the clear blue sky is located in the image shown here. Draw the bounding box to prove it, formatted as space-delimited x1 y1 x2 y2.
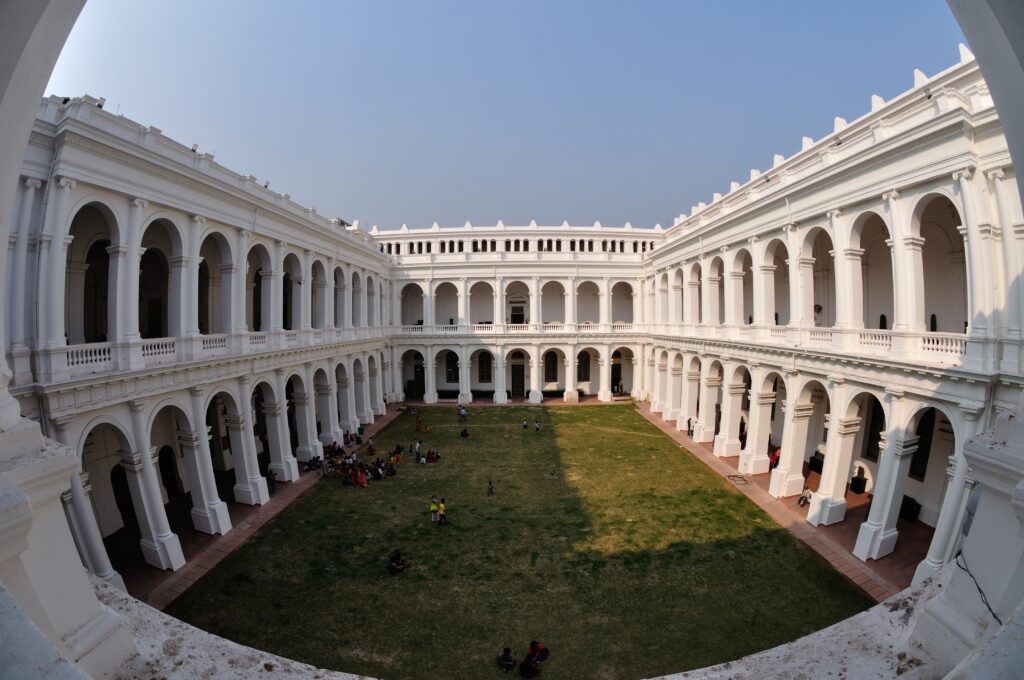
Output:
48 1 965 230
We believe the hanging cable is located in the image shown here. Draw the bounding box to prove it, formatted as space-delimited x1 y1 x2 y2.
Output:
955 550 1003 626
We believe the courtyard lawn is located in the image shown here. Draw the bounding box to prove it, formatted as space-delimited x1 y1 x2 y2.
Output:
166 405 873 680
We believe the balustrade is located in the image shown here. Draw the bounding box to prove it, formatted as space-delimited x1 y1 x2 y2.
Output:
857 330 892 353
921 333 966 361
66 342 113 376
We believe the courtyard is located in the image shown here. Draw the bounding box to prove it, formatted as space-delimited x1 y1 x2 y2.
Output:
166 404 872 679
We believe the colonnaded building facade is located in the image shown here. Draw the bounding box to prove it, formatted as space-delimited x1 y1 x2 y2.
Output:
4 26 1024 679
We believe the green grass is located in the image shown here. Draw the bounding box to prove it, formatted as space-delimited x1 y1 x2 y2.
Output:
166 405 873 680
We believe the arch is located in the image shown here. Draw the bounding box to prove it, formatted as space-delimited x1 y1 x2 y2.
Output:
801 227 837 327
65 202 121 345
366 354 381 413
610 346 635 395
540 280 566 324
541 347 566 390
469 348 495 392
245 242 273 332
350 270 363 327
504 280 531 325
311 367 332 442
657 272 670 320
400 282 426 325
673 268 686 323
469 281 495 325
351 356 368 418
310 259 327 329
912 194 967 333
708 257 725 324
434 281 458 326
197 231 234 335
731 248 754 325
610 281 634 323
504 347 532 400
281 252 303 331
399 349 426 400
763 238 790 326
848 212 894 330
575 280 600 326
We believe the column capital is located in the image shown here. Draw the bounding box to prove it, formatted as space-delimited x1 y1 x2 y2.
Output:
952 167 975 182
224 414 246 429
902 236 925 252
190 214 206 226
129 197 148 210
842 247 864 260
826 208 842 220
188 385 204 397
127 400 147 413
23 177 42 190
882 189 900 203
986 167 1006 182
959 401 985 421
890 434 920 458
56 176 76 191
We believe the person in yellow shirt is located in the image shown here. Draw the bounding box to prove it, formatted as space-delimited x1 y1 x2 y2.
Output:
438 498 449 526
429 495 439 525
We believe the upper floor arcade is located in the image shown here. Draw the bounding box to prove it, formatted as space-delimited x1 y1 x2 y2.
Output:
6 96 393 384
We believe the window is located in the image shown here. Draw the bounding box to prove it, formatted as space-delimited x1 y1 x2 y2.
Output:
458 241 464 253
478 353 492 383
445 352 459 384
544 352 558 382
576 351 590 382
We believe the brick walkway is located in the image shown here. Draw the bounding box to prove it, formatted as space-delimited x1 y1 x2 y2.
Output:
143 405 402 610
635 404 901 603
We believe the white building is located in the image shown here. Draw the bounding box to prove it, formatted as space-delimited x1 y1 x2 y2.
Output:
1 4 1023 675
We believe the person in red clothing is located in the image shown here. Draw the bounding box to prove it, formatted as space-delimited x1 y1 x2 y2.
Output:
519 640 549 677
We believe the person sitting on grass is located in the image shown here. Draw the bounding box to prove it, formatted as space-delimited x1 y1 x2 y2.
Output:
519 640 549 677
496 647 516 672
356 465 369 488
459 428 469 438
387 549 408 574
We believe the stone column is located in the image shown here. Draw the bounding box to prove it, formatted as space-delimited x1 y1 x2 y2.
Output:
325 258 336 329
185 215 204 337
268 370 301 481
666 363 682 420
913 405 982 583
990 169 1022 371
529 278 540 326
796 256 816 328
685 280 700 325
565 277 577 328
456 278 468 327
372 354 387 413
808 413 861 526
342 361 360 431
598 351 613 402
677 362 700 433
724 271 742 329
228 378 270 505
883 191 914 336
458 346 472 404
694 364 720 442
563 353 578 403
127 402 185 570
493 349 508 404
357 271 368 328
954 169 989 339
769 395 812 498
599 278 611 330
68 471 125 589
290 373 317 462
323 369 343 443
167 254 187 338
359 354 374 422
342 266 353 330
493 277 504 329
739 388 774 474
122 198 146 343
272 241 285 334
423 354 438 404
9 178 40 377
42 177 75 348
182 392 233 534
301 250 313 333
527 346 542 403
854 429 917 560
650 351 663 413
756 264 774 332
714 379 746 457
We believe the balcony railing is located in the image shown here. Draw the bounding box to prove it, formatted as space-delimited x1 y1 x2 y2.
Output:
921 332 966 362
67 342 113 376
201 334 228 353
857 330 892 353
141 338 176 365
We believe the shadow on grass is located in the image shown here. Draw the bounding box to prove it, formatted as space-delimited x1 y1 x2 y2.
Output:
165 405 873 680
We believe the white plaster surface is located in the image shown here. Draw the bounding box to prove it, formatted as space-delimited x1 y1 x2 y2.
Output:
651 574 948 680
94 579 376 680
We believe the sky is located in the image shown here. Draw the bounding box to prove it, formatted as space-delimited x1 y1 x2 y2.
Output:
47 1 966 231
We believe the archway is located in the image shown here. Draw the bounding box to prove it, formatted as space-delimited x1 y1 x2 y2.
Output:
576 281 600 327
285 373 319 460
506 349 531 400
400 350 426 400
434 349 461 399
352 357 369 423
312 368 333 444
575 347 600 397
739 371 788 474
65 204 119 345
434 282 458 327
851 213 894 330
149 405 200 547
915 195 967 333
713 364 751 457
770 379 829 498
139 219 183 339
245 244 272 332
709 257 725 325
803 228 837 328
205 391 269 504
281 253 302 331
469 281 494 325
732 249 754 326
504 281 531 325
541 281 566 325
400 283 425 325
251 380 299 482
197 232 233 335
310 260 327 329
694 360 725 442
687 263 703 324
469 348 495 399
611 282 634 324
611 347 634 396
541 348 566 395
764 239 790 326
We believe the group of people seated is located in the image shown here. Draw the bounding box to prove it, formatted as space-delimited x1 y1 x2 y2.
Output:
322 440 398 488
496 641 550 676
387 549 408 574
341 430 362 447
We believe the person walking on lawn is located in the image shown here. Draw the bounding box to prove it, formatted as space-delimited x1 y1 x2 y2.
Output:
429 495 439 525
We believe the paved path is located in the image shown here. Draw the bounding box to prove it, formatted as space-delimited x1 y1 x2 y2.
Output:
635 403 901 602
